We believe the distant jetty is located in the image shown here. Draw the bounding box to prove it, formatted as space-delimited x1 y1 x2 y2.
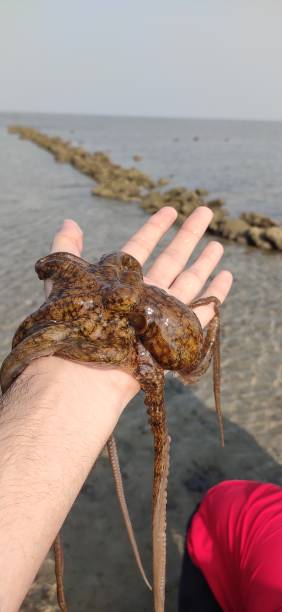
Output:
8 125 282 252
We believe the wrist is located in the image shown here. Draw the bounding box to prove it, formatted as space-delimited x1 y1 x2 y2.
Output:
16 353 139 419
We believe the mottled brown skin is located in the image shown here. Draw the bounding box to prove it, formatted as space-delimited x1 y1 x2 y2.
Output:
0 251 223 612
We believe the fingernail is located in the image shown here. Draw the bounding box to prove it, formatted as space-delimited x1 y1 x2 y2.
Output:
61 219 72 230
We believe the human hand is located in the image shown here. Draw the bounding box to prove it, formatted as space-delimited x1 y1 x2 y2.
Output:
46 206 232 418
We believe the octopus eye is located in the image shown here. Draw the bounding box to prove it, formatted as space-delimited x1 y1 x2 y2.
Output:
127 257 142 273
121 255 143 278
99 253 142 280
121 270 141 284
128 312 147 334
99 253 120 266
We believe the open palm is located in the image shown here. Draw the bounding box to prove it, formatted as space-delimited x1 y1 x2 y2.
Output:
48 206 233 406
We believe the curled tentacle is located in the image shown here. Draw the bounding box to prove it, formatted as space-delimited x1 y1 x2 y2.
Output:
12 294 101 349
35 251 91 281
0 322 74 394
36 252 99 301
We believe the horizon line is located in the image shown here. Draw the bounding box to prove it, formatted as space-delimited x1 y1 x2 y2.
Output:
0 109 282 124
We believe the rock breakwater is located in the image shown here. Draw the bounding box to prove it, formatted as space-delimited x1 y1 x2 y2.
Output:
8 125 282 252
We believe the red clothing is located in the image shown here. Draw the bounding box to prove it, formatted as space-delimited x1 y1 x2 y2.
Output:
187 480 282 612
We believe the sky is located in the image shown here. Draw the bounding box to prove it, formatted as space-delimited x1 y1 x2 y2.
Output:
1 0 282 120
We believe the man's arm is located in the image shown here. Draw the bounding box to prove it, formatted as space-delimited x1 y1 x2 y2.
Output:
0 357 138 612
0 208 232 611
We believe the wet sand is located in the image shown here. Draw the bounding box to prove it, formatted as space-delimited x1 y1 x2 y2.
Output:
0 122 281 611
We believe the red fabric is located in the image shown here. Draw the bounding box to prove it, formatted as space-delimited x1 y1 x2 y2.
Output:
187 480 282 612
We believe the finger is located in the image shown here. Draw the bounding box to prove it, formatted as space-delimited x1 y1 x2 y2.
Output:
191 270 233 328
170 241 224 304
122 207 177 264
45 219 84 297
147 206 213 288
51 219 84 256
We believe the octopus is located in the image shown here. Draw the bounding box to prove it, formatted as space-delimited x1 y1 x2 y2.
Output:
0 250 223 612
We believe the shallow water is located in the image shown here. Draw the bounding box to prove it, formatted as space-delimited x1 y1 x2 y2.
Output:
0 113 281 611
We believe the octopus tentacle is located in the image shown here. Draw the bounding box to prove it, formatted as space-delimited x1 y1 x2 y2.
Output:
136 342 169 612
54 533 68 612
12 294 100 349
0 322 75 394
185 296 223 446
36 252 98 300
35 252 91 281
151 435 170 612
107 435 152 590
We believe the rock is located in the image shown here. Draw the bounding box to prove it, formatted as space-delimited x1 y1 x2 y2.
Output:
206 198 225 209
163 188 201 205
93 179 143 203
263 227 282 251
177 213 189 225
7 125 156 204
92 185 121 200
132 154 142 161
140 185 205 217
195 188 209 196
141 191 170 213
240 212 278 228
208 208 229 233
180 201 198 216
53 146 72 163
163 187 186 199
236 235 248 245
209 209 282 252
158 177 170 186
217 218 249 241
246 227 272 250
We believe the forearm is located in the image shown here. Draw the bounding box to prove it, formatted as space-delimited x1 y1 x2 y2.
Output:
0 356 137 612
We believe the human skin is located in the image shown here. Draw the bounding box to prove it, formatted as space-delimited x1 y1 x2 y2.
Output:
0 206 232 611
